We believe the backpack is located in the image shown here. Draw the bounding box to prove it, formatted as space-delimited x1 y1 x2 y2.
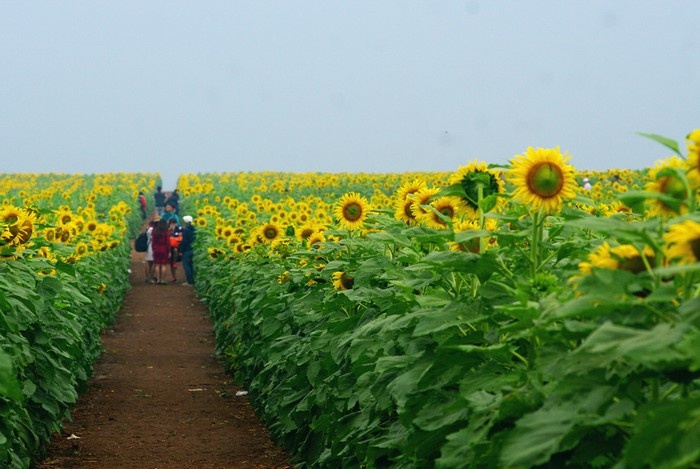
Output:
134 231 149 252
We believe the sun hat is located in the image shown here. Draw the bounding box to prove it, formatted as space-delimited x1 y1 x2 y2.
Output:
183 215 193 224
583 177 589 182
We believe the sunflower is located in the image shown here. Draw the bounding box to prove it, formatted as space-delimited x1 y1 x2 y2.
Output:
307 231 326 247
0 207 36 246
448 160 505 211
334 192 370 230
644 156 689 217
395 178 428 202
394 197 419 225
508 147 577 213
578 242 655 275
664 219 700 265
685 129 700 188
332 271 354 291
451 217 498 253
257 222 284 244
409 187 441 219
418 196 465 229
75 242 90 258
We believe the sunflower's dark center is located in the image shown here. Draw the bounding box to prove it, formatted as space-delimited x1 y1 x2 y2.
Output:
618 255 654 274
403 201 415 220
343 202 363 222
658 175 686 200
61 214 72 224
263 226 278 239
691 237 700 261
340 273 354 289
527 162 565 198
300 228 314 239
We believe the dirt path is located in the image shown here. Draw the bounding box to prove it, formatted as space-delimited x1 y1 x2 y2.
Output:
37 250 292 468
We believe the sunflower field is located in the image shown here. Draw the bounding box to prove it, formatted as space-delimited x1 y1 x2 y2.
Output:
185 131 700 467
0 173 156 468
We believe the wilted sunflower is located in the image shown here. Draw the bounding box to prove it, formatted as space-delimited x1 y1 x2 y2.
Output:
334 192 370 230
332 271 354 291
645 156 690 217
664 219 700 265
508 147 577 213
448 160 505 212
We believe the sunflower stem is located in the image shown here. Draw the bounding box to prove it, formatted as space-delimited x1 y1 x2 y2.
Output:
530 209 543 277
477 183 486 253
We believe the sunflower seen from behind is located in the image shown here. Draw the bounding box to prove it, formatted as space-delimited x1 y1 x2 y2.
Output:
448 160 505 213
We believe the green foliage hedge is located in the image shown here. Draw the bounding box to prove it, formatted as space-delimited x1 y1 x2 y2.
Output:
197 213 700 468
0 242 131 468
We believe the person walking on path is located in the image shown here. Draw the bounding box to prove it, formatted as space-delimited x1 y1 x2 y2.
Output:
150 218 171 284
180 215 196 286
138 191 147 220
165 188 180 214
153 186 166 217
143 219 157 283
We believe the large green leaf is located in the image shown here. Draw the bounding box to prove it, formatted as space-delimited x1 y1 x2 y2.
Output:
625 397 700 468
637 131 683 157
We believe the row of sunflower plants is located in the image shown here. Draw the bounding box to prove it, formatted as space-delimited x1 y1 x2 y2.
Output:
0 173 157 468
185 130 699 467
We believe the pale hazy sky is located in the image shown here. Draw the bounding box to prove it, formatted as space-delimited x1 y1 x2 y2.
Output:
2 1 698 189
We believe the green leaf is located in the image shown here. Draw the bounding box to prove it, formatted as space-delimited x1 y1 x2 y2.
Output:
637 132 683 157
0 353 22 400
625 398 700 468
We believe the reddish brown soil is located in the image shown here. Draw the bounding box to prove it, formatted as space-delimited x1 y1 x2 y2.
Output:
36 250 292 469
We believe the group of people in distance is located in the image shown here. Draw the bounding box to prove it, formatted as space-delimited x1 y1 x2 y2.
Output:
141 186 195 286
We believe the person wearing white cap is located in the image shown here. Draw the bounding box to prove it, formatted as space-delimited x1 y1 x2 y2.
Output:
582 177 592 191
180 215 196 286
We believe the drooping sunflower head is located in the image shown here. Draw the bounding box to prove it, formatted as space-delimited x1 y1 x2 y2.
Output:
334 192 370 230
508 147 577 214
644 156 689 218
448 160 505 211
664 219 700 265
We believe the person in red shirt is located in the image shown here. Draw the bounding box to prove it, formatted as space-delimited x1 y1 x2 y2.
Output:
150 218 171 284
